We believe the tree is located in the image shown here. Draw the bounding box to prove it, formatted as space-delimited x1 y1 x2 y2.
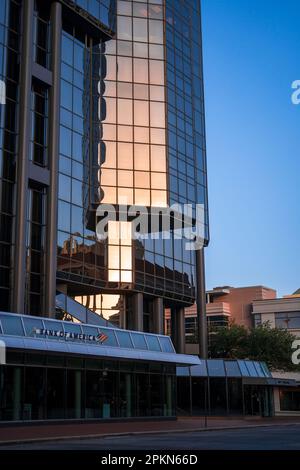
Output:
247 323 295 371
209 323 248 359
208 321 298 371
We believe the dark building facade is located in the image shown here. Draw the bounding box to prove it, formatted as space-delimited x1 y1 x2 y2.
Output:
0 0 209 355
0 311 202 421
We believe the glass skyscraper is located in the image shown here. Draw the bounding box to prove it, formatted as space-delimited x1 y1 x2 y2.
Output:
0 1 282 425
0 0 209 354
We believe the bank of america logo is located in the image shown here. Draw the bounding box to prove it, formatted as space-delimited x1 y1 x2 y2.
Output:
97 332 108 343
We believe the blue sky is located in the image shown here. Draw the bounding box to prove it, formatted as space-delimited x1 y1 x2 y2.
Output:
201 0 300 297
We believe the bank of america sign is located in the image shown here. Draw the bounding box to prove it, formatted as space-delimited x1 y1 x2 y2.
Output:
33 328 108 344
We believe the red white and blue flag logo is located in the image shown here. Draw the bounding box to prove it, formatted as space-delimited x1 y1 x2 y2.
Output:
97 332 109 343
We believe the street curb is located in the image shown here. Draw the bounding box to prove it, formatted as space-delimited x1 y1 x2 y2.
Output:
1 421 300 446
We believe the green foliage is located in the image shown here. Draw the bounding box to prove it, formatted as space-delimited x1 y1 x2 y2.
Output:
209 321 299 371
209 323 248 359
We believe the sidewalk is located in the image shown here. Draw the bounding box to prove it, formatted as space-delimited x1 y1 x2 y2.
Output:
1 416 300 445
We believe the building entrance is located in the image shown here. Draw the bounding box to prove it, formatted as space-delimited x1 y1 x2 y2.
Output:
244 385 273 417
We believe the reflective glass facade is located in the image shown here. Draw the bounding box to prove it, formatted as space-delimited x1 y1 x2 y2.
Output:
0 0 209 338
0 0 21 312
56 0 209 327
71 0 116 32
101 0 167 208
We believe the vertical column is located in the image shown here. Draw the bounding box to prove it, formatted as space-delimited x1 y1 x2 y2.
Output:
13 0 35 313
170 307 177 351
176 307 185 354
196 248 208 358
132 293 143 331
45 2 62 317
152 297 164 334
171 307 185 354
75 370 82 419
13 368 22 421
125 374 132 417
119 295 127 329
166 376 172 417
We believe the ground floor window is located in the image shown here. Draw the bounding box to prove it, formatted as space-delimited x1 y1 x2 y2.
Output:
228 378 243 415
209 378 227 415
280 389 300 411
176 377 273 417
0 353 176 421
191 378 207 416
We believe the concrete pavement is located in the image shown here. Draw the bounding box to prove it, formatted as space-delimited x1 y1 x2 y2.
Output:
1 416 300 446
2 424 300 450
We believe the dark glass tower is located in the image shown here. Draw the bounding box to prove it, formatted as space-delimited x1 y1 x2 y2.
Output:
0 0 208 354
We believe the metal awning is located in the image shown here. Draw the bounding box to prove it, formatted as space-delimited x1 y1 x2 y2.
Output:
0 312 200 367
1 335 200 366
177 359 273 379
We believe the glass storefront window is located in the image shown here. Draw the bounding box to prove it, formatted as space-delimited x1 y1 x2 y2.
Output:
280 390 300 411
66 369 83 419
209 378 227 415
191 377 207 416
150 373 163 415
228 378 243 415
119 372 133 417
0 356 176 422
135 372 150 416
46 368 65 419
24 367 46 420
0 366 23 421
177 376 191 415
85 369 103 418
